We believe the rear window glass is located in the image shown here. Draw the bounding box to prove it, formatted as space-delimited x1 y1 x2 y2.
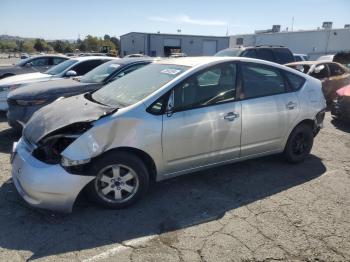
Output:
256 49 275 62
273 48 294 64
241 63 286 99
284 72 306 91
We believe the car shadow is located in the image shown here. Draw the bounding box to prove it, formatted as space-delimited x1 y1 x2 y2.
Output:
0 154 326 260
331 118 350 133
0 111 6 122
0 124 20 154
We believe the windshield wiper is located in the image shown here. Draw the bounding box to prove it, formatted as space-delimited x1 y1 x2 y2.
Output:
84 93 110 106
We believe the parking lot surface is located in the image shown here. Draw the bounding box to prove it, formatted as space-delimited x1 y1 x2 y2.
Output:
0 112 349 261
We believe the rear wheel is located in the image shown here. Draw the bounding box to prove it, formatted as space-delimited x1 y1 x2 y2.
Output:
284 123 314 163
86 151 149 209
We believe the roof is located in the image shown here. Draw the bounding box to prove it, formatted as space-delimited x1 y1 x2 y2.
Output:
29 54 68 59
69 56 119 61
155 56 290 68
120 32 229 39
285 60 338 66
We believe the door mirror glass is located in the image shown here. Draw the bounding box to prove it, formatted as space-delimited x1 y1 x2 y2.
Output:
65 70 77 77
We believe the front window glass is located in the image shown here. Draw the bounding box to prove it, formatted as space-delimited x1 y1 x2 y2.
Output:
173 63 237 110
310 64 328 79
46 59 77 75
80 61 121 83
92 64 189 107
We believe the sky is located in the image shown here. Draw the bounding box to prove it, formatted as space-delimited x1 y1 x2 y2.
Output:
0 0 349 40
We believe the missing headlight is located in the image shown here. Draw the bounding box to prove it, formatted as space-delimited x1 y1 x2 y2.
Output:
32 122 92 164
33 136 77 164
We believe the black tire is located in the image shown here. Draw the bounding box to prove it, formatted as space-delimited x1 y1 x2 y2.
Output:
283 123 314 163
86 151 149 209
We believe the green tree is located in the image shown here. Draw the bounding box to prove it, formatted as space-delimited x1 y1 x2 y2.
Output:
22 41 35 53
85 35 100 52
33 38 48 52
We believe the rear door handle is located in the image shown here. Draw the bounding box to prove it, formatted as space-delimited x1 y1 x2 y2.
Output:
286 101 297 110
224 112 239 121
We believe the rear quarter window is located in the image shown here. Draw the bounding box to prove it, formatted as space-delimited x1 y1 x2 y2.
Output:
284 71 306 91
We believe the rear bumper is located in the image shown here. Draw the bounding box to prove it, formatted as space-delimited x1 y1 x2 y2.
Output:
11 138 94 213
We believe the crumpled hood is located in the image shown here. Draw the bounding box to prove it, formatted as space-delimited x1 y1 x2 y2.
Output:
8 78 99 100
0 72 50 86
23 94 116 144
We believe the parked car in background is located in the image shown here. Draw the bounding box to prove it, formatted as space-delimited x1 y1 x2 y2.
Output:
0 55 68 79
11 57 326 212
0 56 115 111
20 53 30 59
7 58 155 130
317 51 350 69
214 46 295 64
286 61 350 104
124 54 150 58
293 54 308 61
169 52 187 58
331 84 350 122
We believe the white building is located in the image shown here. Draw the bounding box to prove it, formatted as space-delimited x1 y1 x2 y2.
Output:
120 32 229 57
230 25 350 60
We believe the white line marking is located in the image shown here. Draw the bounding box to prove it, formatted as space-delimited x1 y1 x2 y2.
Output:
83 235 157 262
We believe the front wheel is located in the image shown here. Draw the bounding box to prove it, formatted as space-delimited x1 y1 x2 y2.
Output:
86 151 149 209
283 123 314 163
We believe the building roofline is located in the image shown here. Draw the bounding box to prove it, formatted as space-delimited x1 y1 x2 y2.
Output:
230 27 350 37
120 32 229 39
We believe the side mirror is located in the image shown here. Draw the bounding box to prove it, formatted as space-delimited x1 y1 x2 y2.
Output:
25 62 33 67
166 90 175 117
314 65 325 74
65 70 77 77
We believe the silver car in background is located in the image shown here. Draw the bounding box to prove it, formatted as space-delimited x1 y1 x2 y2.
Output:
11 57 326 212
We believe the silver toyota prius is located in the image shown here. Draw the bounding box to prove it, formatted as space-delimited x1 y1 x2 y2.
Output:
11 57 326 212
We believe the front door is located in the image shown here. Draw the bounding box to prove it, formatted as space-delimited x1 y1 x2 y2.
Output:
162 62 241 174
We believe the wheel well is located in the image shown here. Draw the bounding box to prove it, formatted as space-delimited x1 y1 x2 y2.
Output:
103 147 157 182
0 73 15 79
297 119 315 130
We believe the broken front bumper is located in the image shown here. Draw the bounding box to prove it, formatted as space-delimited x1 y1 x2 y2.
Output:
11 138 94 213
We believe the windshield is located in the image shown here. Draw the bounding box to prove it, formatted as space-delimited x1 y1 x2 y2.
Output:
45 59 77 75
92 63 189 107
80 61 121 83
215 49 242 57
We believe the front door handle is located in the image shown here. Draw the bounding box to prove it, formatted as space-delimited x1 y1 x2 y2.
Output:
224 112 239 122
286 101 297 110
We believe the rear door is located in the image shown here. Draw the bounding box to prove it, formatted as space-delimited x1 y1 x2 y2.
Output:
162 62 241 174
239 62 300 157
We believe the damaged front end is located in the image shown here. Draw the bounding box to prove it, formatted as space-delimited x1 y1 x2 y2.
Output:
22 94 118 174
32 122 92 165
